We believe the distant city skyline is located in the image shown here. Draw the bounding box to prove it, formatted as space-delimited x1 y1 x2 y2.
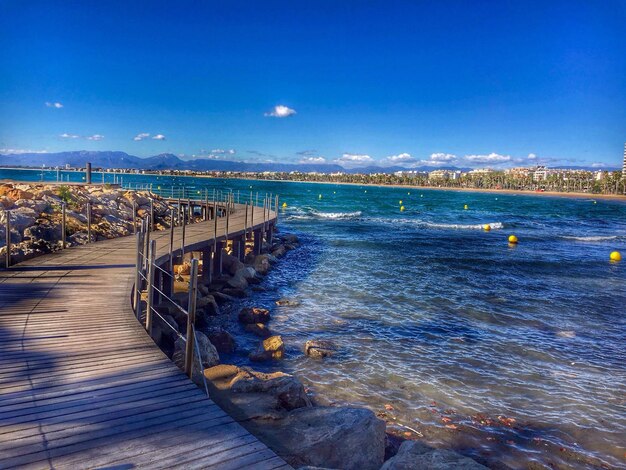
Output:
1 1 625 169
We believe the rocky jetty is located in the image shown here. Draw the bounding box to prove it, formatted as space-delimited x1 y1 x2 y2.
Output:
0 182 172 264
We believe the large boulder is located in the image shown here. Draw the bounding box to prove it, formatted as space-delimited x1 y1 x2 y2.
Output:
226 271 249 290
13 198 49 214
304 340 338 359
197 294 220 317
380 441 488 470
222 253 245 275
250 335 284 362
6 207 38 232
263 407 385 470
206 327 236 354
252 254 272 275
238 307 270 324
172 331 219 384
0 185 34 201
228 368 312 410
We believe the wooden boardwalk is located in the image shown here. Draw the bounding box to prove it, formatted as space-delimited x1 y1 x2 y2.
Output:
0 205 290 469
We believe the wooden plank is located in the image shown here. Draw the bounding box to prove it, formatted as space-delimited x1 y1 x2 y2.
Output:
0 204 287 469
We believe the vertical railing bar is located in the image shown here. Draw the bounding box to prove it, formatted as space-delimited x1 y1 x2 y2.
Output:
184 258 199 378
145 239 156 335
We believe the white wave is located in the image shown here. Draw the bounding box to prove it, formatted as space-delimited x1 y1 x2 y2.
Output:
313 211 362 219
425 221 504 230
561 235 620 242
366 217 504 230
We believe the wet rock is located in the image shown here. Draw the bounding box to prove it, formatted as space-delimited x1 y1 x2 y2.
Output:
222 288 247 298
276 298 301 307
226 271 249 290
238 307 270 324
282 234 300 245
196 294 220 316
245 322 273 338
272 244 287 258
228 368 312 410
222 253 245 275
212 291 236 304
304 340 338 359
172 331 219 384
250 335 284 362
258 406 385 470
206 328 236 354
380 441 488 470
253 254 271 274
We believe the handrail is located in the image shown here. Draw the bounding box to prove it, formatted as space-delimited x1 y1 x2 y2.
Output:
1 184 276 268
128 188 279 399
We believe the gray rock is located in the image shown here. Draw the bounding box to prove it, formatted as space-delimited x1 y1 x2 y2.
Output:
238 307 270 324
226 271 249 289
265 406 385 470
380 441 488 470
304 340 338 359
172 331 219 384
228 368 312 410
249 335 284 362
206 328 236 353
6 207 37 232
222 253 245 275
245 322 272 338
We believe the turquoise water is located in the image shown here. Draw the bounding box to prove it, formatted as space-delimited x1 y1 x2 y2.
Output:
3 169 626 469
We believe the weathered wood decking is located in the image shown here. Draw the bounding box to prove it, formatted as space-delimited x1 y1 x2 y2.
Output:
0 206 290 469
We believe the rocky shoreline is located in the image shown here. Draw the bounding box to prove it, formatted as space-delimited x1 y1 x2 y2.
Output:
1 182 488 469
151 232 489 470
0 182 172 263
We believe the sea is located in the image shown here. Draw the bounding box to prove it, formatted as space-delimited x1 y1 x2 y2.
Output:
3 168 626 469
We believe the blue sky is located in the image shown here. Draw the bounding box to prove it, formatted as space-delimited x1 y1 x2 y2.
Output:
1 0 625 169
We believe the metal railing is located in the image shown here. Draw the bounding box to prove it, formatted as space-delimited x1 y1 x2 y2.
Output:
2 184 279 269
128 187 279 395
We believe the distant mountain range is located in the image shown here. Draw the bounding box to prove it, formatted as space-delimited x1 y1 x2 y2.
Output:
0 151 618 174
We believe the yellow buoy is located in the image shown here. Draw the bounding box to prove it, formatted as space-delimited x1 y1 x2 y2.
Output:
407 192 410 195
333 191 336 194
508 235 518 244
400 205 405 212
318 194 322 199
610 251 621 262
399 200 403 205
483 224 491 231
464 204 468 210
282 202 287 208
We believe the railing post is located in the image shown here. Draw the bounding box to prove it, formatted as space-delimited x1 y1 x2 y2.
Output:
187 198 192 223
4 210 11 269
205 190 209 221
275 195 279 224
145 239 156 335
134 232 144 316
61 203 67 249
225 200 230 239
132 201 137 234
86 202 92 243
244 203 248 238
181 210 186 256
185 258 199 378
150 198 154 231
169 207 175 294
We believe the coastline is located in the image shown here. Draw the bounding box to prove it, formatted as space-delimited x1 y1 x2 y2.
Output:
236 176 626 201
2 166 625 202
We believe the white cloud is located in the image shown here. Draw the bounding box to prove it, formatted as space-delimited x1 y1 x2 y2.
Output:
152 134 166 140
429 152 457 162
227 149 236 154
527 153 537 160
210 148 236 155
133 133 150 141
385 153 415 164
45 101 63 108
334 153 374 167
299 156 327 164
60 133 79 139
264 105 296 118
464 152 511 163
0 148 48 154
85 134 104 141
